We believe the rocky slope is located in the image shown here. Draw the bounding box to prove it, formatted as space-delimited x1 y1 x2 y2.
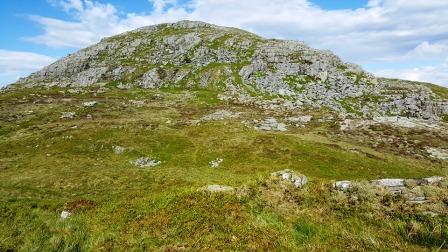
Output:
10 20 448 120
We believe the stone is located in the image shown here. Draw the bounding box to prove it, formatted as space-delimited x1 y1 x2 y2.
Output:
200 185 234 193
426 148 448 160
209 158 223 168
287 115 312 125
373 179 405 187
60 112 76 119
82 101 98 107
60 210 71 220
256 118 287 132
132 157 161 168
335 180 351 191
417 176 444 185
113 146 125 154
271 169 308 188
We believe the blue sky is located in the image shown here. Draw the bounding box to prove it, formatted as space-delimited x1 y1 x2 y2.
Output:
1 0 448 87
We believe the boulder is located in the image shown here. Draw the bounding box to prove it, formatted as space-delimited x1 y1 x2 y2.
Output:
271 169 308 188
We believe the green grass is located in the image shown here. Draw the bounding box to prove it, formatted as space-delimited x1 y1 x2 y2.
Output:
0 87 447 250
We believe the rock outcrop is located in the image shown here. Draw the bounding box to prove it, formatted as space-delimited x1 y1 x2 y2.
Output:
10 20 448 120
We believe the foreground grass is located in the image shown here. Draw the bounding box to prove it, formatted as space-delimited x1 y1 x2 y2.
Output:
0 87 447 250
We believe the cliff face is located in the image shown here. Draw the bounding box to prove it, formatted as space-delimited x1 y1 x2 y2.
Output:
12 20 448 120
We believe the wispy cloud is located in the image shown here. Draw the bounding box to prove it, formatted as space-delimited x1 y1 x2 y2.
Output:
0 50 55 86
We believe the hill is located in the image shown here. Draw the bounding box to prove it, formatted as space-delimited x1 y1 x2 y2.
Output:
1 20 448 250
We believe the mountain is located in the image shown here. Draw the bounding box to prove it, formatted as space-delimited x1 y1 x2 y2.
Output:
11 20 448 120
1 21 448 251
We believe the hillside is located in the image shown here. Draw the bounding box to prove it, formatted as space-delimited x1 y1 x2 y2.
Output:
1 20 448 251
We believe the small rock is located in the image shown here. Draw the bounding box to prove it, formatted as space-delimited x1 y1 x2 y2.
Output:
372 179 405 187
132 157 161 168
417 176 444 185
113 146 125 154
256 118 287 132
60 112 76 119
271 169 308 188
82 101 98 107
60 210 71 220
209 158 223 168
335 180 351 191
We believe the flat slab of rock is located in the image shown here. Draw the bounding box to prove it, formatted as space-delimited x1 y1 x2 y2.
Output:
256 118 287 132
199 185 234 193
372 179 405 187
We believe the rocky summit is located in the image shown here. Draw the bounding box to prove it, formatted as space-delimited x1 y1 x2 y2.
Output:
11 20 448 120
1 21 448 251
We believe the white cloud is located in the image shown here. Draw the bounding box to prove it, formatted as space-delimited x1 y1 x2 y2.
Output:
375 60 448 87
0 50 55 87
0 50 55 73
18 0 448 86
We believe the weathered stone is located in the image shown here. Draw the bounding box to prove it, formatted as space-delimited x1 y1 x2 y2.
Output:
60 112 76 119
132 157 161 168
113 146 125 154
60 210 71 220
209 158 223 168
271 169 308 188
256 118 287 132
82 101 98 107
335 180 351 191
426 148 448 160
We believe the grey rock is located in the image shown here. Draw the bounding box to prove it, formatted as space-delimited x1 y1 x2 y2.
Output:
132 157 161 168
426 148 448 160
256 118 287 132
271 169 308 188
113 146 125 154
82 101 98 107
335 180 351 191
60 112 76 119
60 210 71 220
373 179 405 187
209 158 223 168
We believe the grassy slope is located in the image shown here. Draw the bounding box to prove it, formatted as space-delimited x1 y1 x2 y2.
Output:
0 87 447 251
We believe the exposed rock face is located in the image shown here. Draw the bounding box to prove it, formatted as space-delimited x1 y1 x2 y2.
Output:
11 20 448 120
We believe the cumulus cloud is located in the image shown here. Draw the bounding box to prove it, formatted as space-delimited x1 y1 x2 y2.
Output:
19 0 448 86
